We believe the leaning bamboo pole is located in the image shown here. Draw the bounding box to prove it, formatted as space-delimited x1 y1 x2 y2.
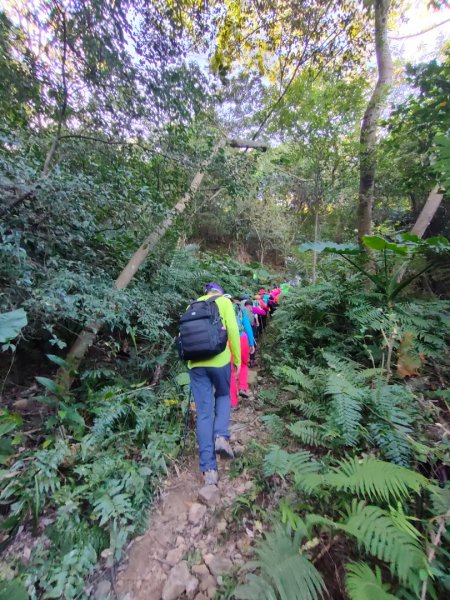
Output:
58 138 226 388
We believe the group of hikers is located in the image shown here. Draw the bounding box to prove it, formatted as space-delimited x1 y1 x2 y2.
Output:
178 282 284 486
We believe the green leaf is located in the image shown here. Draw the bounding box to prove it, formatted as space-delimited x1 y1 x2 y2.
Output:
175 372 190 386
342 501 425 588
0 412 22 437
35 377 61 395
324 457 430 503
235 524 325 600
346 562 397 600
0 309 27 344
46 354 68 368
362 236 408 255
400 233 421 243
0 578 28 600
58 406 85 428
299 241 360 254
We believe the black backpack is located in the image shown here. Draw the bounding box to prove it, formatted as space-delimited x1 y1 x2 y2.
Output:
177 297 228 361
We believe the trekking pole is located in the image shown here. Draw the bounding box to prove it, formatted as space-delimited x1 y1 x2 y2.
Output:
180 386 192 454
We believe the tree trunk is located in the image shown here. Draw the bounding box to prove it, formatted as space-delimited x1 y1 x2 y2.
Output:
43 10 68 177
357 0 393 241
410 185 444 237
395 185 444 284
59 138 226 389
228 138 268 151
312 205 320 284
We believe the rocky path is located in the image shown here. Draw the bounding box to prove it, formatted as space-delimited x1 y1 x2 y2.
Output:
115 369 263 600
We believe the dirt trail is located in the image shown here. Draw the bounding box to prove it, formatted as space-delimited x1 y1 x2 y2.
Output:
115 368 263 600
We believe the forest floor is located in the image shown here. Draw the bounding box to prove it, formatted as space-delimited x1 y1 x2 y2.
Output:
113 368 267 600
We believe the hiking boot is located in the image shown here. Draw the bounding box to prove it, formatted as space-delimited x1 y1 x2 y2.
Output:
203 469 218 485
239 389 249 399
215 436 234 459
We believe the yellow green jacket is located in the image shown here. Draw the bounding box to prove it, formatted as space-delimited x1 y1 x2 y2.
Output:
188 293 241 369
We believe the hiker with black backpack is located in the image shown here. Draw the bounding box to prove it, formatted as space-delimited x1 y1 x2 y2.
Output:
177 283 241 486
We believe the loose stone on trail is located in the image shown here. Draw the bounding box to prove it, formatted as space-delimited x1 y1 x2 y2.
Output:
247 368 258 385
204 553 233 577
162 561 194 600
165 543 187 566
198 485 220 506
188 502 207 525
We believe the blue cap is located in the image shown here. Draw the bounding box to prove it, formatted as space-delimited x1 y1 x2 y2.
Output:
204 282 224 294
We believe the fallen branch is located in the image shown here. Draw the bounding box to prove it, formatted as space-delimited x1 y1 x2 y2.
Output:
228 138 268 151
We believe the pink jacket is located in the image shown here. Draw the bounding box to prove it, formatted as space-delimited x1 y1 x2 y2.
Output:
251 305 266 316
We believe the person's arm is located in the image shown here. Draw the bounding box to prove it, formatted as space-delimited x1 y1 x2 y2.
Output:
241 311 255 347
222 299 241 366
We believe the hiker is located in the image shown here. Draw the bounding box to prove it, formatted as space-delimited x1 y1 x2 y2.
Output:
255 293 269 333
248 300 265 343
228 297 255 407
180 283 241 486
241 299 258 365
270 286 282 306
260 288 276 314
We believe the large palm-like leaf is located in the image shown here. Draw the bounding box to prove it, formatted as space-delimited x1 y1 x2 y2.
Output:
346 562 397 600
324 456 429 503
342 501 425 590
235 524 326 600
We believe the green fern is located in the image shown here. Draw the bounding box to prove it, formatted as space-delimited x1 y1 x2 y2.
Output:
325 371 363 446
324 456 429 503
288 398 326 420
262 414 286 440
279 499 308 532
289 451 320 477
368 383 415 465
288 420 327 447
235 524 326 600
369 423 412 465
264 446 321 476
264 445 292 477
342 501 425 590
276 365 314 391
37 543 97 600
345 562 397 600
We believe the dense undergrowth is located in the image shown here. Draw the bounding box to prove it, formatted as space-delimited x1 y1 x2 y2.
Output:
0 245 262 599
0 3 449 597
229 253 450 600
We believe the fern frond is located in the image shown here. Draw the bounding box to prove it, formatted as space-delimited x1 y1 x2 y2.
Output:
324 456 429 503
289 398 326 420
277 365 314 391
235 524 326 600
322 351 362 373
234 573 278 600
346 562 397 600
389 505 422 541
289 451 320 476
261 414 286 439
288 420 327 447
342 501 425 589
325 371 363 446
264 445 292 477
